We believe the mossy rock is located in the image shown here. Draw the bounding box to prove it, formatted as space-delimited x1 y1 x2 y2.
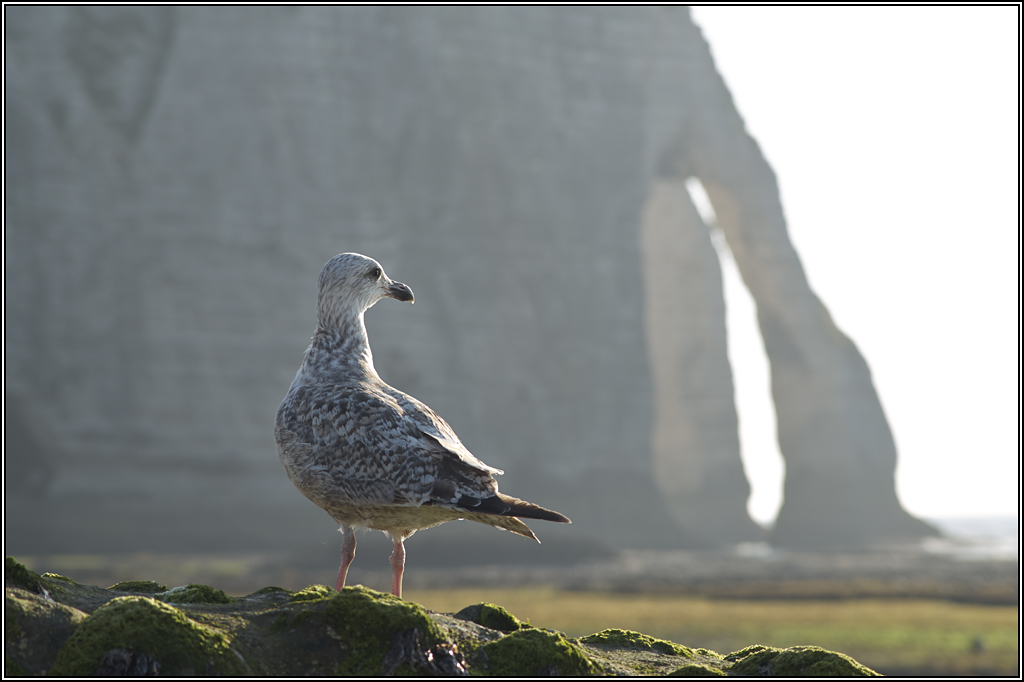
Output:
6 557 883 677
108 580 167 594
248 586 292 597
725 644 772 660
478 627 600 676
454 602 522 633
48 596 246 676
577 628 722 676
40 573 76 585
726 645 882 677
669 663 729 676
5 588 88 676
155 583 235 605
289 584 335 603
323 585 446 675
581 628 694 658
5 556 43 593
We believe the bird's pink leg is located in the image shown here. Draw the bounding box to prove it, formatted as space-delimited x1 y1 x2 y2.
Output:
389 535 406 598
336 527 356 591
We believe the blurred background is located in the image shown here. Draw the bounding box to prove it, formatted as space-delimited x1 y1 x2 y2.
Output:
5 6 1018 675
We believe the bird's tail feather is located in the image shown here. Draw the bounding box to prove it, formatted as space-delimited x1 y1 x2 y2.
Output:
497 493 571 524
483 515 540 541
460 494 570 542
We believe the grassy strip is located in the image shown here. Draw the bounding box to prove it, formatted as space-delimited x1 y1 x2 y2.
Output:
405 588 1019 676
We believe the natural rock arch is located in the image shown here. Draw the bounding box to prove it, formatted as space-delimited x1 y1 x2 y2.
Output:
4 7 933 557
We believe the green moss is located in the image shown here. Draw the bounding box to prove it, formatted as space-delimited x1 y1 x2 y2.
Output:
668 663 728 676
454 602 522 633
291 608 322 629
479 628 599 676
108 580 167 594
322 586 444 676
156 584 235 605
5 557 42 593
724 644 771 660
268 613 291 635
7 590 89 676
5 600 24 642
580 628 694 658
40 573 76 585
727 645 881 677
49 596 246 676
250 586 292 597
6 656 29 677
289 584 335 603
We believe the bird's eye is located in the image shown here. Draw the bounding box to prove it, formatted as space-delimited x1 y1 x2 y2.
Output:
370 267 382 279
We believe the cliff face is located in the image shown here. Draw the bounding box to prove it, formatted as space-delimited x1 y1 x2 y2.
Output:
5 7 931 555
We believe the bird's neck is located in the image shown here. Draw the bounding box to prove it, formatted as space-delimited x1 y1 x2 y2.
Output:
303 313 379 379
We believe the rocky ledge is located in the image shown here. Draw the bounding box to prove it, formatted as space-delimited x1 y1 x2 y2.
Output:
5 557 879 676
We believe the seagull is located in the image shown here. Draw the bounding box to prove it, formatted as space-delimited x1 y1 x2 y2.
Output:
275 253 570 598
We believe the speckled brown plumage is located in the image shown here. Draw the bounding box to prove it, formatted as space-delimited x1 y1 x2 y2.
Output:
275 253 569 597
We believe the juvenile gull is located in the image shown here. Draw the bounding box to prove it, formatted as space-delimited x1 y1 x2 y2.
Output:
275 253 570 598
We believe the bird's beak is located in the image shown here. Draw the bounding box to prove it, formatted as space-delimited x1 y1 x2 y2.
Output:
386 280 415 303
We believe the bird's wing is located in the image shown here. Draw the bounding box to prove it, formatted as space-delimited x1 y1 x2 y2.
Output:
396 392 504 475
384 387 527 512
278 382 500 508
275 423 396 507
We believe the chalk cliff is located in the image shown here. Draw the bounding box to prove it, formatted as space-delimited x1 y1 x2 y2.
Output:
4 7 933 556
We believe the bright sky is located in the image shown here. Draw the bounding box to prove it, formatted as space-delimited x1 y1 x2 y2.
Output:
689 6 1020 524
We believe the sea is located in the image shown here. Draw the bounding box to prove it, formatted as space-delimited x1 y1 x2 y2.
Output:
922 515 1019 561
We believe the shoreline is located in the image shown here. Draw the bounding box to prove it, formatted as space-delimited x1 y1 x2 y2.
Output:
13 546 1018 605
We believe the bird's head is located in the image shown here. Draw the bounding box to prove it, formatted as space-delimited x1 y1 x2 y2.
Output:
316 253 414 328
